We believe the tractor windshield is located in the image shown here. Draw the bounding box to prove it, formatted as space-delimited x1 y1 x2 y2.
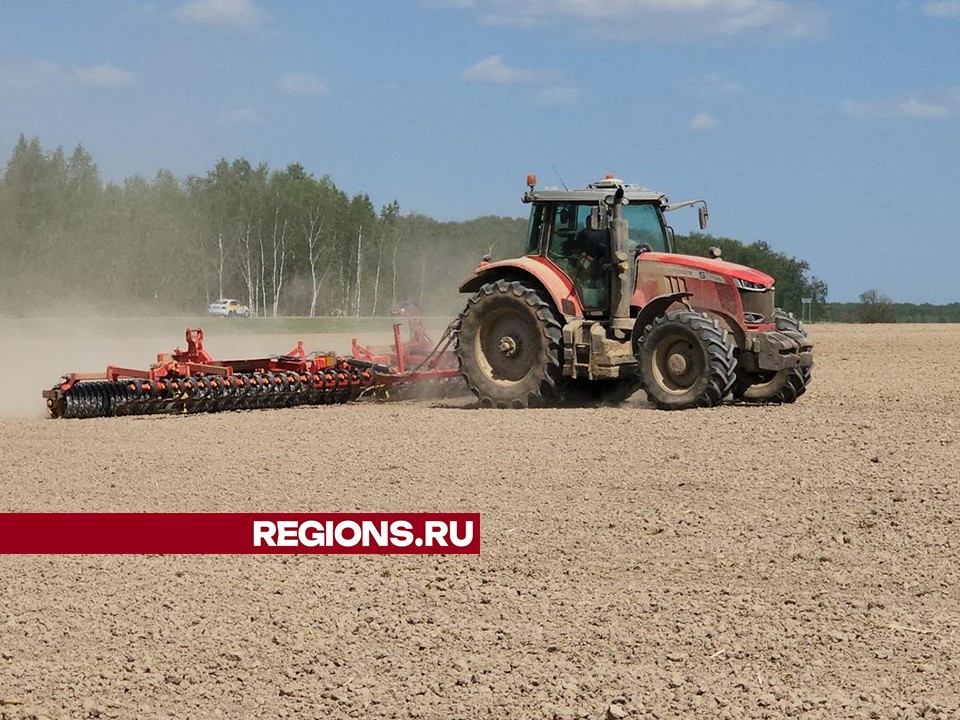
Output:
526 200 670 257
623 203 669 253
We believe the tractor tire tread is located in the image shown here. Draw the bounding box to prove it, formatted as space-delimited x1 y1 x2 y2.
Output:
455 279 564 409
732 307 813 403
639 310 736 410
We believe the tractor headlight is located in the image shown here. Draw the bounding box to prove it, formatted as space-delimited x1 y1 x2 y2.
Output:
735 278 769 292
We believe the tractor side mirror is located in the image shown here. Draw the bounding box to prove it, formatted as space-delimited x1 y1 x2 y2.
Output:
698 205 709 230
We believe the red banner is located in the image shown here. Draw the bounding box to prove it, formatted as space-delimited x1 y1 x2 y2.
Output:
0 513 480 554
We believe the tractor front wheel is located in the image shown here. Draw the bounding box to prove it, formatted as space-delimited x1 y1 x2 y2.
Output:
732 309 812 403
456 279 563 408
638 311 735 410
731 368 808 403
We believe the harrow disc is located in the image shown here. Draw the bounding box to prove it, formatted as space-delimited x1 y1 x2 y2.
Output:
46 370 374 420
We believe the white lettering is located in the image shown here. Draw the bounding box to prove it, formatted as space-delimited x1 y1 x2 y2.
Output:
362 520 389 546
253 521 276 547
276 520 298 546
298 520 323 547
390 520 413 547
334 520 362 547
424 521 448 547
449 520 474 548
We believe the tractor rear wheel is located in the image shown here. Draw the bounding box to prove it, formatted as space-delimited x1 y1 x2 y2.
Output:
732 309 812 403
456 279 563 408
637 310 735 410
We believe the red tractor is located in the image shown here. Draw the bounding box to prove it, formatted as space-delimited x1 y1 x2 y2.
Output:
455 175 813 409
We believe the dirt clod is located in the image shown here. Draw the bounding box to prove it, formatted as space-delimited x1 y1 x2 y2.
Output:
606 702 627 719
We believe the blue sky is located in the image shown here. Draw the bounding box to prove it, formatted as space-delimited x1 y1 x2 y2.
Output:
0 0 958 302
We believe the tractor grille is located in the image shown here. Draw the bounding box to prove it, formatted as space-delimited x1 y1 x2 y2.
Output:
739 287 774 324
666 276 688 294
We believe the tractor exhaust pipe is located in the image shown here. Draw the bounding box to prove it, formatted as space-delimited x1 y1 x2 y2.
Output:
607 187 633 335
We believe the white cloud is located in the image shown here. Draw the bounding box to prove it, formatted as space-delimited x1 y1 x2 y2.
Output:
688 111 719 131
73 64 136 88
175 0 268 30
461 55 577 106
921 0 960 17
461 55 560 84
536 86 579 106
692 73 743 97
442 0 827 41
841 87 960 120
0 59 135 91
217 108 262 125
279 75 326 96
899 98 950 118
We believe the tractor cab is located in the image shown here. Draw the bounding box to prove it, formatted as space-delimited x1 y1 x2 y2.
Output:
521 176 690 319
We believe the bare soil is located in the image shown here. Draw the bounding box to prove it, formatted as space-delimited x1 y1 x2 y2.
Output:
1 324 958 719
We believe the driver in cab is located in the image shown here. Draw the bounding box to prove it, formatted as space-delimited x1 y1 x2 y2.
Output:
574 208 609 271
570 207 610 311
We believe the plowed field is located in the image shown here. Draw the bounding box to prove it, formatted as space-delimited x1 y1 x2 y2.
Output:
1 323 958 719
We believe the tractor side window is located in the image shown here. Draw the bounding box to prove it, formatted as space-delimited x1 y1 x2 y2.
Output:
525 204 545 254
546 203 586 260
623 203 669 253
546 203 610 313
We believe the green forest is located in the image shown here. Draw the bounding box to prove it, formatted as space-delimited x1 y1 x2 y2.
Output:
1 135 831 319
821 301 960 323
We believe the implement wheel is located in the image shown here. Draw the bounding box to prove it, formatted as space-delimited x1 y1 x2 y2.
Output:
638 310 735 410
456 279 563 408
732 309 812 403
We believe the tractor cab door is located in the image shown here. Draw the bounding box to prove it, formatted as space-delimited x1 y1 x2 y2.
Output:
544 202 610 317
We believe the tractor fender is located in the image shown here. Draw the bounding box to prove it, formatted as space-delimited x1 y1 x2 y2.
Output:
702 309 747 349
631 293 747 352
458 257 584 319
630 292 692 350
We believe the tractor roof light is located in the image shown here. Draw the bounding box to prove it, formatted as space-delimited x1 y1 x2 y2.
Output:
526 174 537 190
589 175 625 190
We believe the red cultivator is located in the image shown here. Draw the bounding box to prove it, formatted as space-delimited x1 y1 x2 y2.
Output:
43 321 460 419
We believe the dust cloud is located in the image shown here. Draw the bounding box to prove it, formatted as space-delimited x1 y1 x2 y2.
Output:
0 317 368 419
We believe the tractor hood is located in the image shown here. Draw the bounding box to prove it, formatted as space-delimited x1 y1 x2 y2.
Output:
639 252 774 288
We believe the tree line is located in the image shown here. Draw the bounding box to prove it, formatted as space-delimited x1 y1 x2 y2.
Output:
1 135 828 319
824 292 960 323
0 136 524 318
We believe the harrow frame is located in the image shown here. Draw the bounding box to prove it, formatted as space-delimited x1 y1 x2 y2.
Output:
44 322 460 419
